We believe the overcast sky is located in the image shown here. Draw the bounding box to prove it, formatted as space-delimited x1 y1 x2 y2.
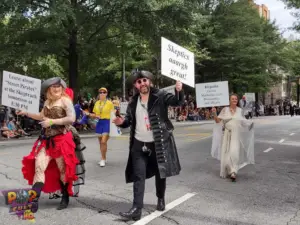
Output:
254 0 299 38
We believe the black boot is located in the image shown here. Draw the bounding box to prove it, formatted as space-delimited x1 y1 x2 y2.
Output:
157 198 165 211
32 182 44 202
57 182 69 210
119 207 142 221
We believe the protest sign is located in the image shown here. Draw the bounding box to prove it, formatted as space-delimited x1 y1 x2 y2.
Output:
1 71 41 113
245 93 255 102
120 102 128 115
162 85 176 95
161 37 195 87
196 81 229 108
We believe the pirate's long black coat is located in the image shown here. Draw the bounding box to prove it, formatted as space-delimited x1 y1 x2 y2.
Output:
120 87 184 183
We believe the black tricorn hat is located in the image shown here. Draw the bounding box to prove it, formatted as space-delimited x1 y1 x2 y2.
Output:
41 77 67 94
126 69 154 85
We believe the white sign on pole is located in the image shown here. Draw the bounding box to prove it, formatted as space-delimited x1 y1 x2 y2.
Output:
109 111 122 137
161 37 195 87
196 81 229 108
1 71 41 113
245 93 255 102
120 102 128 114
162 85 176 95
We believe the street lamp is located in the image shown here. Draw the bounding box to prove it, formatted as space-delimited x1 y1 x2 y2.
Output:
117 45 126 101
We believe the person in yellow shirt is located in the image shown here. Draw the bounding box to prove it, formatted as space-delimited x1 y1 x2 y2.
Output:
85 87 114 167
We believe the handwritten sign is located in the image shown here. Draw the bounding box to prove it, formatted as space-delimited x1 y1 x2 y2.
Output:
161 37 195 87
245 93 255 102
1 71 41 113
162 85 176 95
120 102 128 115
196 81 229 108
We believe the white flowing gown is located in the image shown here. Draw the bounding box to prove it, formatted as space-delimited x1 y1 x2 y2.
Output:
211 107 255 178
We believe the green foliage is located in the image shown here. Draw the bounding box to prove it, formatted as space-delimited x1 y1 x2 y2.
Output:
0 0 297 99
279 41 300 77
198 0 285 94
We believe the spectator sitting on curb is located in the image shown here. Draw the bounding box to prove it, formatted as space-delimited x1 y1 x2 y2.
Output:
1 120 18 139
7 117 30 137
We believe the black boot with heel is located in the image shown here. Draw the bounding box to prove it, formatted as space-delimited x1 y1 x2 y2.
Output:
157 198 165 211
57 182 69 210
32 182 44 202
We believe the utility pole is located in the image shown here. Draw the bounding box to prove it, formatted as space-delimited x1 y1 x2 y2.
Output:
121 13 126 101
122 52 126 101
0 71 2 105
287 76 289 100
297 78 300 107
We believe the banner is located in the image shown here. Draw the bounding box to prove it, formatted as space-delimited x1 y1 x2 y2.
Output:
161 37 195 87
162 85 176 95
109 111 122 137
1 71 41 113
196 81 229 108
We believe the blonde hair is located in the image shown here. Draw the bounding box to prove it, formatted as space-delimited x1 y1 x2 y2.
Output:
46 87 70 105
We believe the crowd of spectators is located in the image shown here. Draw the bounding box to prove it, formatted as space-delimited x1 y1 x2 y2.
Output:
0 105 33 139
0 93 221 139
167 95 223 122
3 91 299 140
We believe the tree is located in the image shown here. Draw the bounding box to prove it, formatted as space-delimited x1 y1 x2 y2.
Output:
279 40 300 76
198 0 284 95
0 0 208 98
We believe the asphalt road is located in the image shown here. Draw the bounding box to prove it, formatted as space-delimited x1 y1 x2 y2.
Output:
0 116 300 225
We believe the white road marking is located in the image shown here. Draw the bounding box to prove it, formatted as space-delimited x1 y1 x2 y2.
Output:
279 139 285 143
263 148 273 153
290 133 295 136
256 139 300 147
132 192 197 225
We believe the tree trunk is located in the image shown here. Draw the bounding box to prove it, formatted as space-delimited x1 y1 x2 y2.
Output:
68 29 78 94
68 0 78 101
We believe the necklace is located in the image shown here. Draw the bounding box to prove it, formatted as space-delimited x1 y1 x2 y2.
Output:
230 107 236 114
140 101 148 111
98 100 107 115
139 96 148 111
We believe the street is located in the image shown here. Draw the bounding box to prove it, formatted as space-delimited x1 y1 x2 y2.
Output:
0 116 300 225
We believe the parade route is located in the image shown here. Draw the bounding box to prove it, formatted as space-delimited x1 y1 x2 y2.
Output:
1 1 299 224
0 116 300 225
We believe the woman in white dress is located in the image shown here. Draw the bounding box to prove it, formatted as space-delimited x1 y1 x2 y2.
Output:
211 94 254 182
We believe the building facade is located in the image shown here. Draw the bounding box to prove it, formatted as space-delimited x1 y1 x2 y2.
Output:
248 0 270 20
258 66 289 106
248 1 288 106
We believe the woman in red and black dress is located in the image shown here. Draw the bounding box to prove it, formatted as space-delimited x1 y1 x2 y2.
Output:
18 77 83 210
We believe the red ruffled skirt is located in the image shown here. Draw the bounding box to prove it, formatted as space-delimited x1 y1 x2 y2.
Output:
22 132 79 196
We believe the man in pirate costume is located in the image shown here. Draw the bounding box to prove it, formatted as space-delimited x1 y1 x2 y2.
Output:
18 77 86 210
113 70 184 221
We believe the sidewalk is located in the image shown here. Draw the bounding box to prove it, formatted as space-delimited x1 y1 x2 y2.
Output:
0 120 214 146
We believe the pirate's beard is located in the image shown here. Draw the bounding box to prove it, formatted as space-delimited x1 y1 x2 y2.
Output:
139 85 150 95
